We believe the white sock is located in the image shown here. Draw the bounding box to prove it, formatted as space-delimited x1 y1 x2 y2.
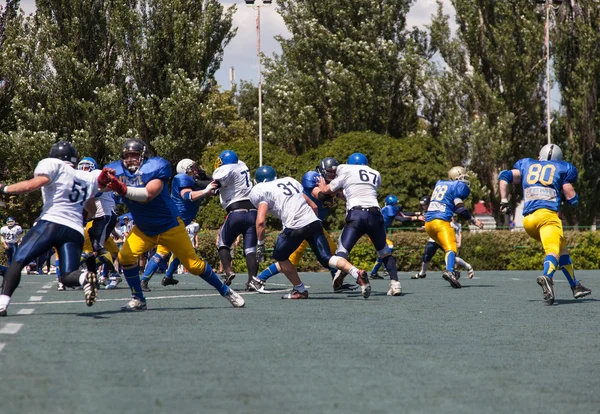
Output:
348 267 359 279
455 257 468 269
420 262 428 275
79 271 87 287
294 283 306 293
0 294 11 308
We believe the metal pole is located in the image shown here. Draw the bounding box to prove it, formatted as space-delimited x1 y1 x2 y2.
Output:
257 6 263 166
545 0 551 145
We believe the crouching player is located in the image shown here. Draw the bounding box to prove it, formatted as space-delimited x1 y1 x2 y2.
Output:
247 166 369 299
102 139 244 311
0 142 99 315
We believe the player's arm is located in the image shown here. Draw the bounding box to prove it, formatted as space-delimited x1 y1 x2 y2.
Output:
317 176 335 195
255 203 268 243
103 167 162 203
303 193 318 216
454 200 483 229
498 168 521 214
456 229 462 249
562 183 578 206
83 197 97 221
0 175 50 194
180 182 218 202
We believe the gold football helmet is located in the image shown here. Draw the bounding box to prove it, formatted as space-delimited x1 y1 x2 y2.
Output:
448 166 470 186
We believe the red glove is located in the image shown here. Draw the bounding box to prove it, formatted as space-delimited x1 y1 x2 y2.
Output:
107 176 127 196
97 169 113 188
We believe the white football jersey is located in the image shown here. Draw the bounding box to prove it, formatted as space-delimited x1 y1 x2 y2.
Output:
35 158 99 235
212 161 253 209
328 164 381 210
249 177 319 229
90 170 116 218
0 225 22 244
186 222 200 242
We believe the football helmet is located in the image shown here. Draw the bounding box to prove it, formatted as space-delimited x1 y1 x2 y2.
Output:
538 143 563 161
6 217 15 227
255 165 277 183
419 195 431 211
347 152 368 166
316 157 339 182
77 157 98 172
214 150 238 170
448 166 470 186
385 195 399 206
121 139 147 173
302 171 321 189
49 141 78 166
176 158 200 176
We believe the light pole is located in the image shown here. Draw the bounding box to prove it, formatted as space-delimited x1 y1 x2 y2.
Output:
246 0 272 166
545 0 551 145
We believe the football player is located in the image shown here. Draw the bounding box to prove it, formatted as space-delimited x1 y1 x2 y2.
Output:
140 158 215 291
1 217 22 265
318 153 401 297
499 143 591 305
77 157 121 288
369 195 422 279
423 167 483 288
0 142 99 316
248 166 368 299
412 196 474 280
206 150 259 290
101 139 244 311
249 157 357 293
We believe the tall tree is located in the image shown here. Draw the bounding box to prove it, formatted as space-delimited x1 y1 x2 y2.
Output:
262 0 427 154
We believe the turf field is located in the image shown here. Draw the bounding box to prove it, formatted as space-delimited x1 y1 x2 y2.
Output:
1 270 599 414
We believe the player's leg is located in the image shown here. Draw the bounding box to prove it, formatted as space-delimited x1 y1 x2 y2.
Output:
163 254 181 282
162 220 244 307
242 210 259 289
0 222 55 315
413 241 437 279
429 220 460 288
216 213 242 286
255 240 307 289
363 212 400 296
271 227 308 299
118 226 157 310
142 244 171 284
524 210 556 305
56 233 98 306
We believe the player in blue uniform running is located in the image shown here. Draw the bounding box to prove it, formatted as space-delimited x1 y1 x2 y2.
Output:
369 195 421 279
102 139 244 311
499 143 591 305
424 166 483 289
248 157 357 293
140 158 215 291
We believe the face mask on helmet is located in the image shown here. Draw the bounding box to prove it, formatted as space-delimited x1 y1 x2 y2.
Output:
121 139 147 173
214 150 239 170
448 166 470 187
77 157 98 172
317 157 339 183
6 218 15 227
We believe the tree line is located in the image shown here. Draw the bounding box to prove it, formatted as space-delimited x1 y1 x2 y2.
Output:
0 0 598 228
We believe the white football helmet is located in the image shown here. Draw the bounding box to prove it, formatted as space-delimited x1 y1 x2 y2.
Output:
448 166 470 186
538 144 563 161
176 158 198 175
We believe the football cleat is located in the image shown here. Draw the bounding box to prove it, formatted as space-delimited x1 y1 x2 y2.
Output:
455 271 461 280
387 280 402 296
281 289 309 299
442 271 461 289
161 277 179 287
467 268 474 279
334 283 359 293
106 274 122 290
224 288 245 308
332 270 347 291
57 281 66 291
411 272 426 279
98 276 108 286
369 273 384 280
0 306 7 317
247 277 269 293
223 272 236 287
121 296 147 311
141 279 151 292
356 270 371 299
572 281 591 299
83 272 99 307
536 275 555 305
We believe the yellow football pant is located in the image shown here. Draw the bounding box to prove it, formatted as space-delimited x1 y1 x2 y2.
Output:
425 219 456 254
118 218 206 275
288 229 336 266
523 208 565 256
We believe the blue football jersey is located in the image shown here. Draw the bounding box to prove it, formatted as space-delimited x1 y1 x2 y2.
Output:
425 180 471 222
302 171 336 221
381 205 400 229
171 173 202 225
106 157 180 236
514 158 577 216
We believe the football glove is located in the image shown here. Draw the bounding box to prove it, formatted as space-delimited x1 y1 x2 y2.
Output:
500 201 512 215
97 168 113 188
107 176 127 196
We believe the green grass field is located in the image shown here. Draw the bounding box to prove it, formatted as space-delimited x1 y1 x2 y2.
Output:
1 270 599 414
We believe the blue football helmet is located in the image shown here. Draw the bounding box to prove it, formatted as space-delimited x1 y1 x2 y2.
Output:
6 217 15 226
214 150 239 170
78 157 98 172
385 195 399 206
302 171 321 190
255 165 277 183
347 152 368 165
